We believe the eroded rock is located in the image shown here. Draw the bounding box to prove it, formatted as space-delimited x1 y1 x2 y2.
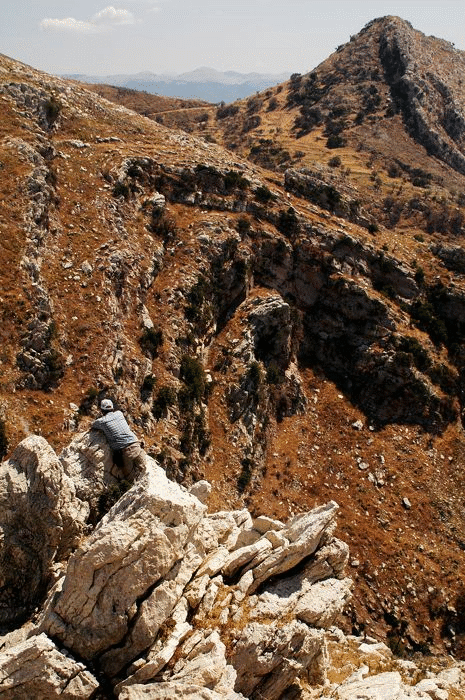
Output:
0 633 98 699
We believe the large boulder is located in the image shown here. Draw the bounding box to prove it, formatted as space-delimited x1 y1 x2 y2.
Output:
0 632 98 699
231 620 324 700
0 436 88 626
38 458 207 661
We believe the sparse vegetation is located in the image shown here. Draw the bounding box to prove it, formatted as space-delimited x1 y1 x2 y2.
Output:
254 184 276 203
139 327 163 357
152 385 176 419
44 95 61 127
0 418 7 460
140 374 156 401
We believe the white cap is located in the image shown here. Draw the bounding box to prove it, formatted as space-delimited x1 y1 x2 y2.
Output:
100 399 114 411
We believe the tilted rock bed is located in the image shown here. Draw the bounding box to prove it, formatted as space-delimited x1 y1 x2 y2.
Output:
0 432 464 699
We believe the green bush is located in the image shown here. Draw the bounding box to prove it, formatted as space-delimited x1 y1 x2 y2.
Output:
236 216 251 235
224 170 249 191
152 385 176 419
409 300 448 346
328 155 342 168
254 185 276 203
398 336 431 371
216 103 239 119
179 355 206 405
277 207 299 235
97 480 131 519
237 458 253 493
140 374 156 400
0 419 7 460
79 387 99 416
414 266 425 285
266 363 284 385
113 181 130 199
140 327 163 357
44 95 61 126
326 134 347 149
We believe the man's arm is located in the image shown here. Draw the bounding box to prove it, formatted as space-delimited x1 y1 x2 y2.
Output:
91 416 105 430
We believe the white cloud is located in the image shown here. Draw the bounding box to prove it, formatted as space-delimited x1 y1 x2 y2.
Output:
40 6 135 34
39 17 98 33
92 6 135 25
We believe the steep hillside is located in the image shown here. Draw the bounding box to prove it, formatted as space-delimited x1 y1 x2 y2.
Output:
78 81 211 126
1 36 465 663
159 16 465 242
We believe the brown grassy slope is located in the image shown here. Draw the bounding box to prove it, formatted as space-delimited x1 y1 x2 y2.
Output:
2 48 465 658
78 81 210 118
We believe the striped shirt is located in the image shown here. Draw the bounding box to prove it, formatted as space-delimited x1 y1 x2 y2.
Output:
92 410 138 450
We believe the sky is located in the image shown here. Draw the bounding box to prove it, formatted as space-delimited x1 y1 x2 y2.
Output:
1 0 465 77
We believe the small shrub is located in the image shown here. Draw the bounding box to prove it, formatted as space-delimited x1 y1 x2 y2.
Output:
179 355 206 406
216 103 240 119
409 300 448 346
277 207 299 235
44 95 61 126
139 327 163 357
248 361 262 391
242 115 261 133
0 419 8 460
79 387 100 416
237 458 253 493
236 216 251 235
151 214 177 242
326 134 346 149
414 267 425 285
185 275 212 327
398 336 431 371
152 385 177 419
254 185 276 203
328 155 342 168
113 181 130 199
266 363 284 385
140 374 156 400
97 480 131 519
428 364 457 395
224 170 249 191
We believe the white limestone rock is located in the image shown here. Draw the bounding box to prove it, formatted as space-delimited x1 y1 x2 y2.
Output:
231 620 325 700
189 479 212 503
336 671 405 700
118 683 246 699
0 435 88 626
253 515 285 534
248 501 340 592
39 461 206 662
100 547 203 676
0 633 98 699
59 429 117 505
294 577 353 627
221 537 273 578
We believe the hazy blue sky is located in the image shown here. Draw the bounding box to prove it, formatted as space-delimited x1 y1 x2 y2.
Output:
2 1 465 76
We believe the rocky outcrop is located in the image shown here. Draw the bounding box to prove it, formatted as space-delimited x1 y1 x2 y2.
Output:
0 633 98 700
0 436 87 626
378 17 465 176
284 168 373 228
0 434 351 698
1 433 465 698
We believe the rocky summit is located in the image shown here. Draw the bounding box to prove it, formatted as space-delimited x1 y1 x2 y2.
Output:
2 13 465 694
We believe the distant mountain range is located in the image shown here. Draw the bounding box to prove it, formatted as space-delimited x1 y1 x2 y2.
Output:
62 66 291 103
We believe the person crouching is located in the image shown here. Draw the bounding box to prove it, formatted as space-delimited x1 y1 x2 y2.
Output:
92 398 145 482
